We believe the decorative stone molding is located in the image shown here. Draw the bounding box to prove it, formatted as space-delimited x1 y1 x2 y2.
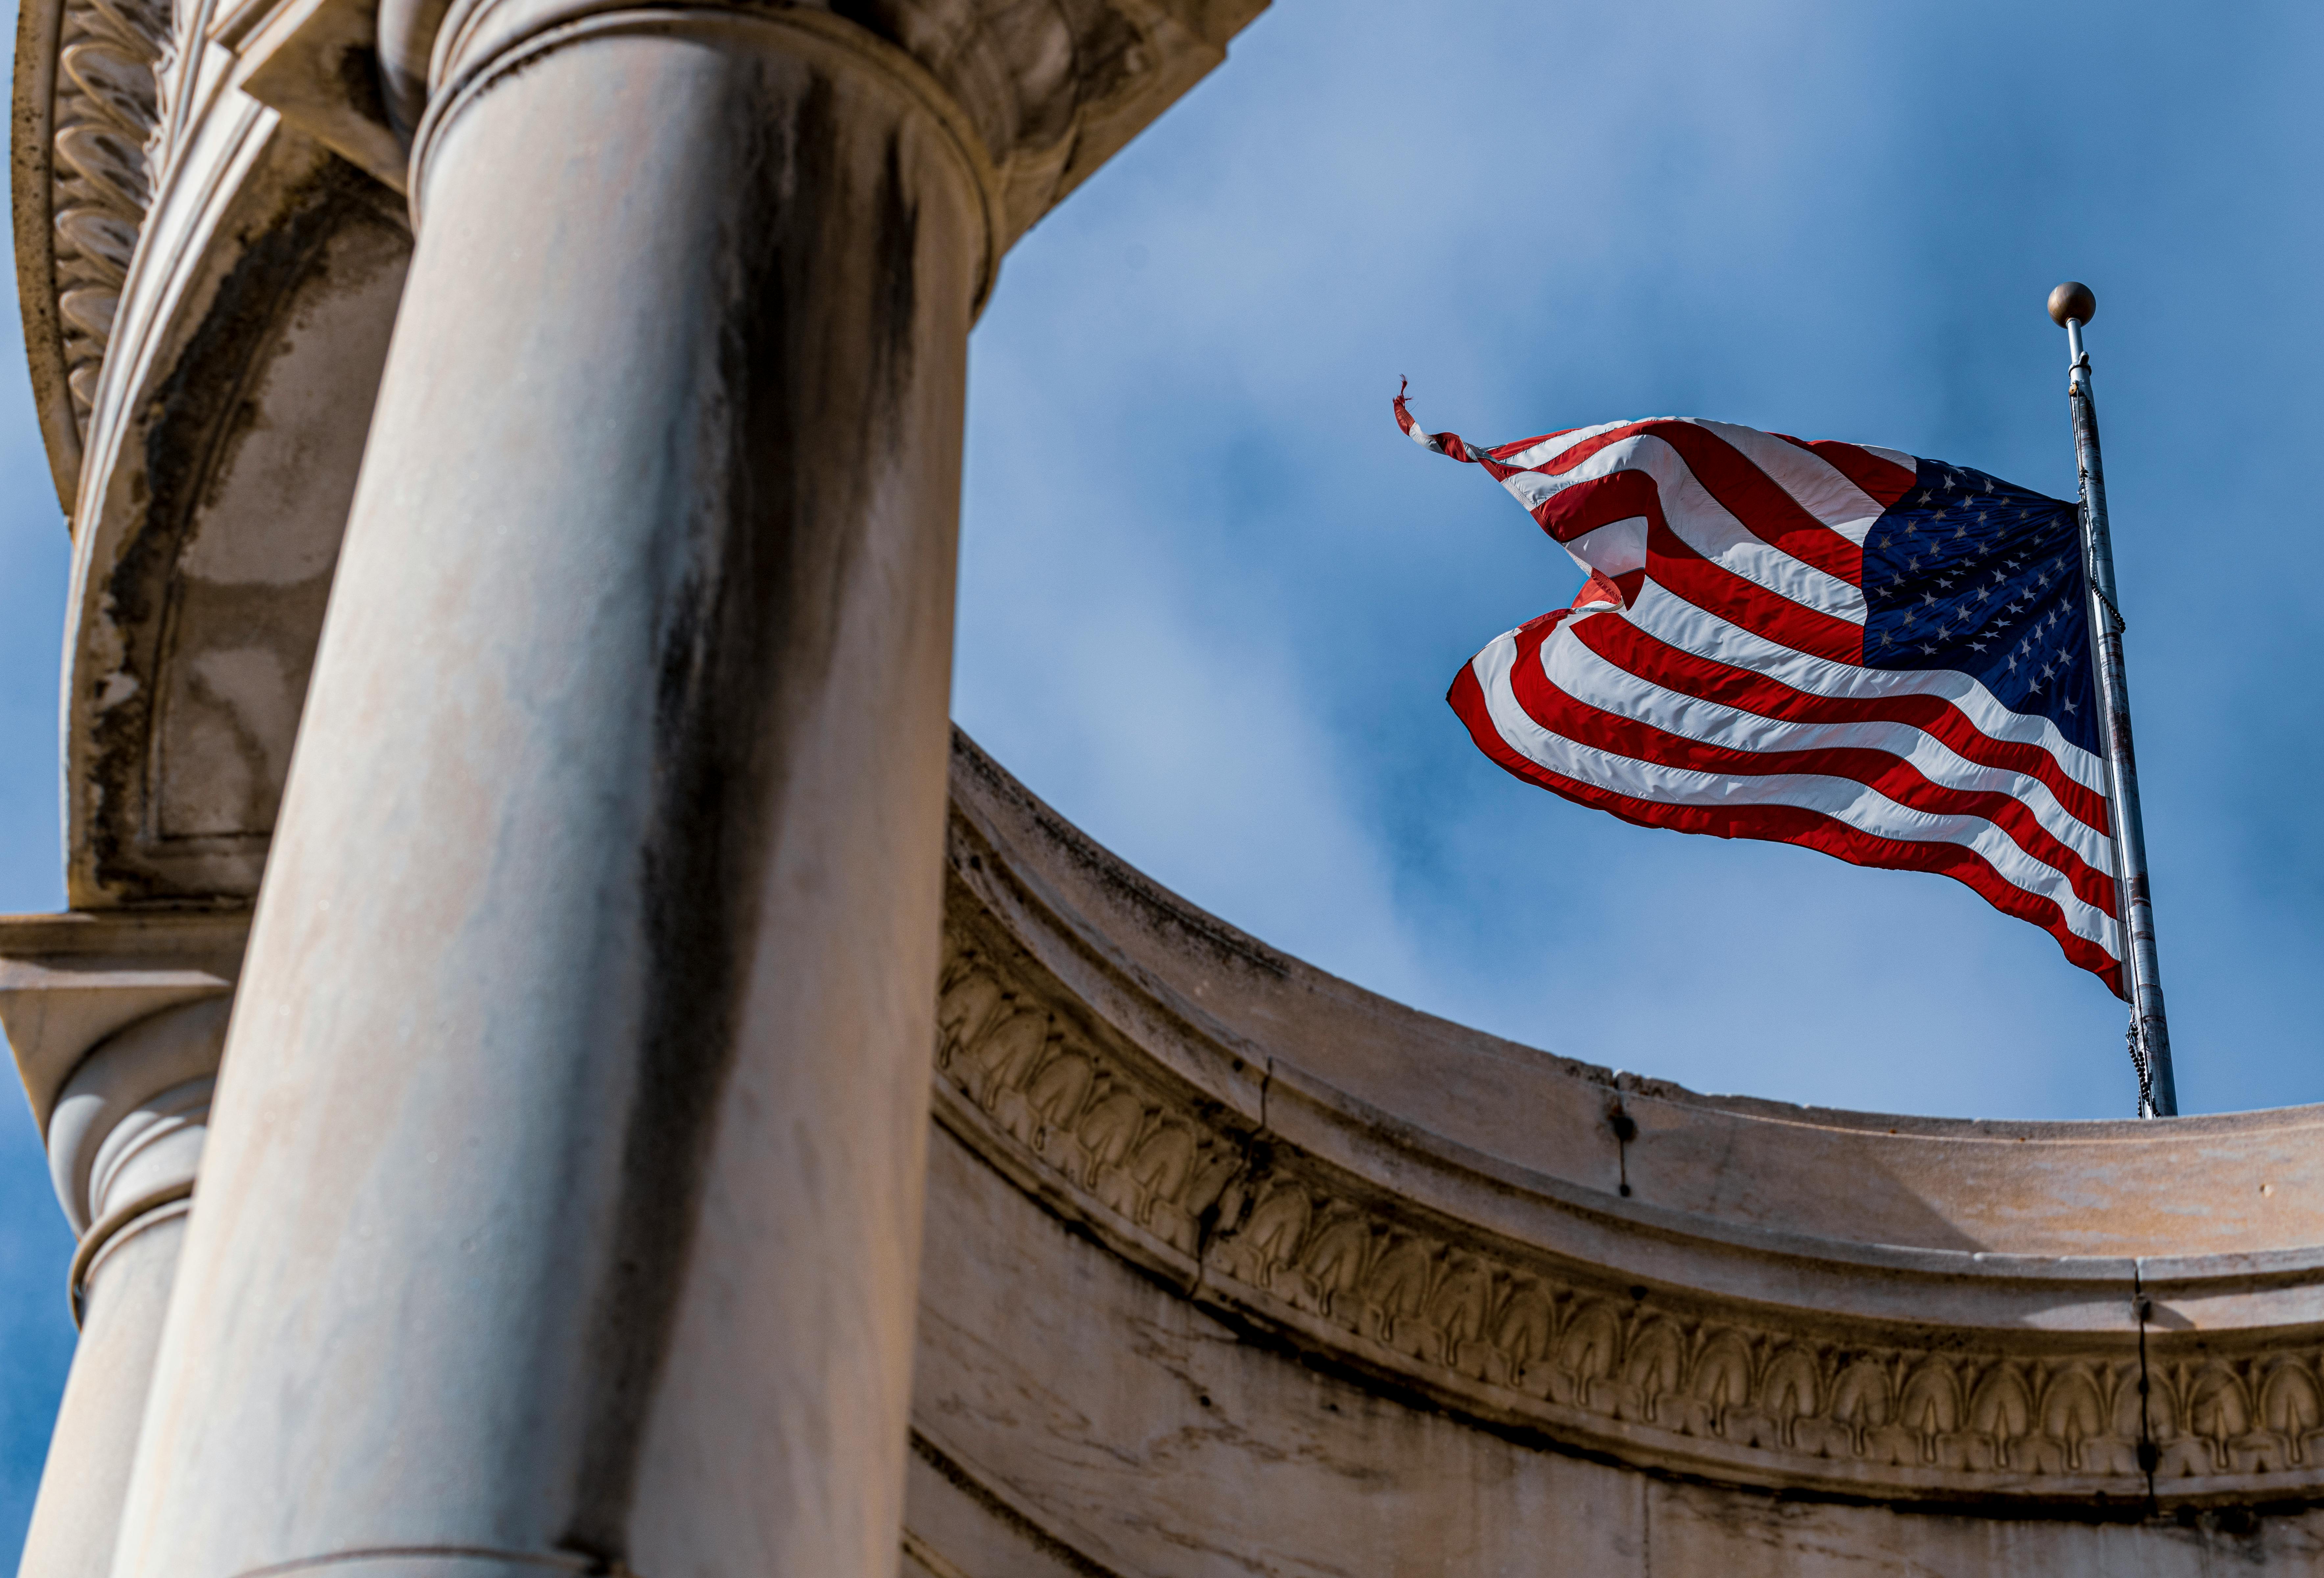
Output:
12 0 177 503
931 736 2324 1510
406 1 1010 311
225 0 1267 273
56 133 408 907
0 911 245 1121
0 909 246 1317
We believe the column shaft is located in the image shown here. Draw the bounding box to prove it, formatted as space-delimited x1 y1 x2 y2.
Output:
20 1220 189 1578
111 19 980 1576
14 992 226 1578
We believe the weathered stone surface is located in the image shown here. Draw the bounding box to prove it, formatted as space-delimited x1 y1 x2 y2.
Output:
0 910 243 1578
909 1109 2324 1575
108 9 996 1572
11 0 173 503
0 910 244 1127
14 0 1279 1570
14 0 1271 526
923 731 2324 1515
60 126 409 905
17 0 2324 1565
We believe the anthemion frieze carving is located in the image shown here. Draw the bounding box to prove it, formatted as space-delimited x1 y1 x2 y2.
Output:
15 0 175 493
931 784 2324 1510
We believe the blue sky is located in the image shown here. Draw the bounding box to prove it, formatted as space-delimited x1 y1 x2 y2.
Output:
3 0 2322 1556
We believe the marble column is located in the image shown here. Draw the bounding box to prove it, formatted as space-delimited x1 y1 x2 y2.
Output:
108 8 985 1577
0 915 242 1578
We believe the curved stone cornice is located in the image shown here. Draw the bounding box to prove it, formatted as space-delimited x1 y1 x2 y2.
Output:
934 732 2324 1510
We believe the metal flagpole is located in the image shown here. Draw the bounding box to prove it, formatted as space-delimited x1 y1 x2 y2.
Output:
2048 280 2178 1118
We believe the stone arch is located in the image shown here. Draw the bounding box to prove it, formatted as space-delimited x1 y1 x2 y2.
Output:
1969 1366 2034 1467
1424 1256 1493 1373
965 1010 1047 1103
1126 1119 1196 1214
1360 1236 1435 1346
1300 1212 1376 1313
1490 1279 1556 1391
2188 1361 2253 1448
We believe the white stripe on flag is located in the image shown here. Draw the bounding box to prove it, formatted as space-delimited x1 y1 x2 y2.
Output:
1689 419 1889 542
1539 621 2115 872
1621 585 2107 792
1502 434 1868 624
1470 631 2121 952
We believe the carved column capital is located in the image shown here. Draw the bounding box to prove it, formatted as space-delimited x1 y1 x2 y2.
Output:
408 2 1009 310
224 0 1266 255
4 912 243 1578
412 0 1257 249
0 910 246 1307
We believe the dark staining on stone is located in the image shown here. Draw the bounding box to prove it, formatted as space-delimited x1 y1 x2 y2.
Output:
1059 3 1149 122
93 152 402 901
564 64 948 1559
158 574 334 840
823 0 1149 153
332 41 391 138
910 1429 1134 1578
2179 1504 2264 1540
870 132 919 449
1193 1196 1226 1246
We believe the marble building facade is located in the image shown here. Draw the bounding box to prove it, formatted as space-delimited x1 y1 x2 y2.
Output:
6 0 2324 1572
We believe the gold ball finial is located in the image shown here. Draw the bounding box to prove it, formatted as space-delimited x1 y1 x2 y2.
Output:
2048 281 2096 327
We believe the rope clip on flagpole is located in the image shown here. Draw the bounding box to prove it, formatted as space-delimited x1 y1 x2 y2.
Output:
2049 280 2178 1118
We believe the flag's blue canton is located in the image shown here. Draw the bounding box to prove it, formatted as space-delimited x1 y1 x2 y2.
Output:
1860 458 2099 756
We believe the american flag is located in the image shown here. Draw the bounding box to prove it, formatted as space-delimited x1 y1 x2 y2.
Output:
1398 387 2121 993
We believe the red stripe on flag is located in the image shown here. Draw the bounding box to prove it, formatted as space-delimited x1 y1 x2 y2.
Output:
1446 663 2125 996
1568 612 2111 836
1531 469 1659 543
1774 434 1919 509
1646 517 1866 665
1490 430 1584 461
1528 469 1865 663
1393 382 1478 462
1524 419 1867 587
1500 624 2120 917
